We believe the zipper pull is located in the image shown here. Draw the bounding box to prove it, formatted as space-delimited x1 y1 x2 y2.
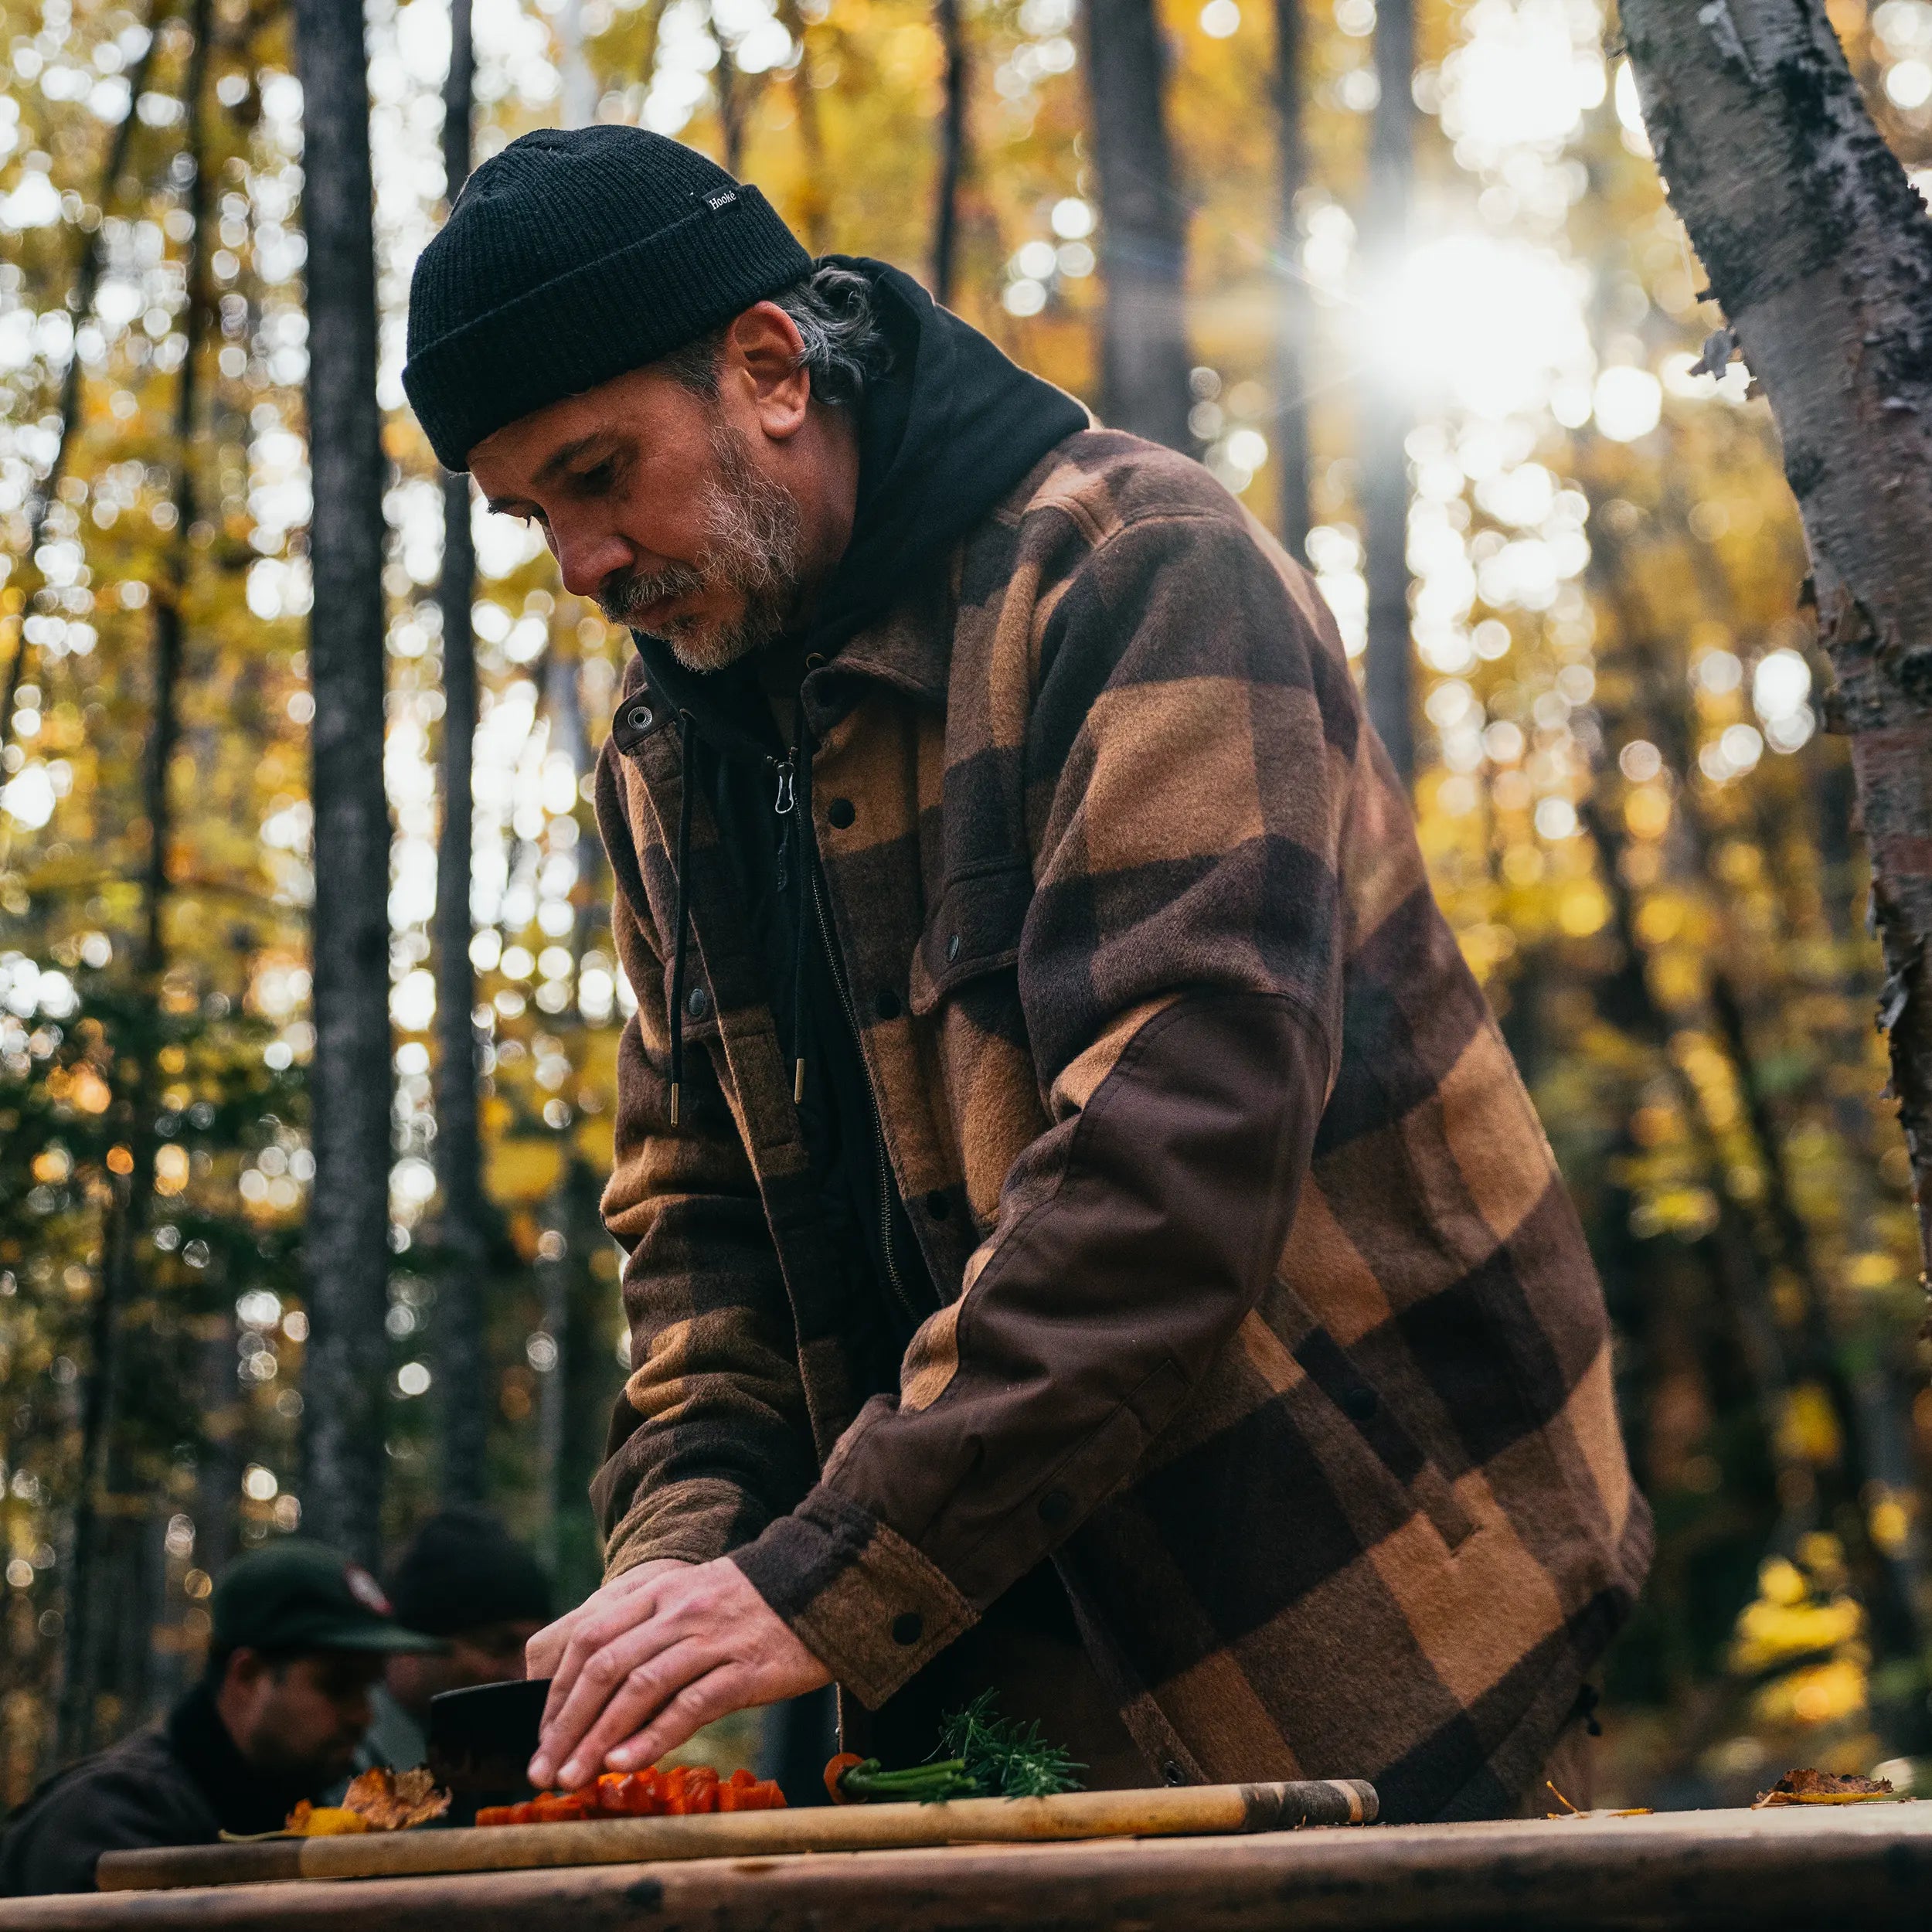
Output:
773 756 796 817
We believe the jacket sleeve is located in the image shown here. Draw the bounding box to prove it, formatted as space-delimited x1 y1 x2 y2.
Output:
590 737 817 1577
731 502 1359 1704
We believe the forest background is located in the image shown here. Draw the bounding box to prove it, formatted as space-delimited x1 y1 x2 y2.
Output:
2 0 1930 1812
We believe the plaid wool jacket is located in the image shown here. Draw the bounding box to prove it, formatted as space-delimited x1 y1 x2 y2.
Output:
590 428 1651 1823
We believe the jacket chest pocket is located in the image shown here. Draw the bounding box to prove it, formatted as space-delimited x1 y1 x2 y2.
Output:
907 858 1039 1229
908 857 1034 1017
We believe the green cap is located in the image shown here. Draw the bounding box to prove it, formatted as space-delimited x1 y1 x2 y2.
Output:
210 1539 444 1655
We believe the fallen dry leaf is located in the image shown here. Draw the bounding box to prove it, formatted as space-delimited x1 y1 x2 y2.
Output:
1753 1768 1894 1808
281 1801 369 1836
339 1765 452 1830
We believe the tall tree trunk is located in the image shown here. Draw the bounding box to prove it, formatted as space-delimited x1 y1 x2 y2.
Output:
294 0 392 1567
58 0 210 1760
1270 0 1311 560
931 0 968 308
1359 0 1413 784
434 0 490 1507
1081 0 1191 451
1619 4 1932 1272
0 10 160 767
776 0 829 253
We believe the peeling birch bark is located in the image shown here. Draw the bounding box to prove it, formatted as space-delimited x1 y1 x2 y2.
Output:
1621 0 1932 1275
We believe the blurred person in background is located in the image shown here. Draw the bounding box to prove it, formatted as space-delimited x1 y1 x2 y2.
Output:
0 1541 438 1896
355 1505 552 1777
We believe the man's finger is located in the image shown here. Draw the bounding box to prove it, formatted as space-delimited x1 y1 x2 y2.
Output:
538 1571 682 1737
605 1667 750 1773
529 1562 677 1689
552 1638 714 1790
532 1611 695 1787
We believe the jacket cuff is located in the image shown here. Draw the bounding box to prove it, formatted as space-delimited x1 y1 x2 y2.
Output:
730 1489 978 1707
604 1477 769 1577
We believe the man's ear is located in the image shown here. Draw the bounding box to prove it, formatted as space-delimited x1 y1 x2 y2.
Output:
723 301 811 441
223 1646 267 1695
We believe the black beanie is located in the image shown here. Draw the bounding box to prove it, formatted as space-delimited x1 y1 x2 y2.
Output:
385 1507 553 1638
403 126 815 472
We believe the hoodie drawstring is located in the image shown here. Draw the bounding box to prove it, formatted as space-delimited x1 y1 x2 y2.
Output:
787 705 814 1105
667 711 696 1128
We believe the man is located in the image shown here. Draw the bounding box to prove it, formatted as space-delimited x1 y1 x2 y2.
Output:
1 1541 438 1894
403 127 1651 1824
356 1506 552 1777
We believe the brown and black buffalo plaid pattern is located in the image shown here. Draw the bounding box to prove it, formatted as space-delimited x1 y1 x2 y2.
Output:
590 429 1651 1823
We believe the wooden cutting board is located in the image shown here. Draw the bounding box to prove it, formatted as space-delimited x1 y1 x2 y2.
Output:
95 1777 1378 1891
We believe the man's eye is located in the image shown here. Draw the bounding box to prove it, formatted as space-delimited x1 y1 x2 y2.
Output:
577 459 617 492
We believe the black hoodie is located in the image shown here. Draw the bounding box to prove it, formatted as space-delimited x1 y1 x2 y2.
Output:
627 260 1087 1385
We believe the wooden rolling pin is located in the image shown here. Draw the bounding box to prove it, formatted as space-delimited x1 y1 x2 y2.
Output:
96 1777 1378 1892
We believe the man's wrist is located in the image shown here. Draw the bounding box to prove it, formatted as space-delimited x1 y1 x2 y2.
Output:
728 1489 977 1708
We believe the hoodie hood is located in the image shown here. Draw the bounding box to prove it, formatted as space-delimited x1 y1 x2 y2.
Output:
631 257 1090 744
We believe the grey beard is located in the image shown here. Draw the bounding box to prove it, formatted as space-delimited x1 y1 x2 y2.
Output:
597 421 806 672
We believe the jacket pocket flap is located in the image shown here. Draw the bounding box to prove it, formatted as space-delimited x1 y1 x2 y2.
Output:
657 958 724 1046
910 859 1034 1015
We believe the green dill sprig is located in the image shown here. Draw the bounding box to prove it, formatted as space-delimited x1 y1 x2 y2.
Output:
935 1690 1085 1799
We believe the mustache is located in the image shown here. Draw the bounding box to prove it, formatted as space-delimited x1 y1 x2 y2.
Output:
597 561 709 628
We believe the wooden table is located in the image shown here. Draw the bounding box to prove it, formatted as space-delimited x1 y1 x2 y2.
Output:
5 1804 1928 1930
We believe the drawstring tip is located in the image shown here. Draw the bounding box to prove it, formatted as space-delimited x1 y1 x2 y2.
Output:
668 1081 681 1128
793 1057 805 1104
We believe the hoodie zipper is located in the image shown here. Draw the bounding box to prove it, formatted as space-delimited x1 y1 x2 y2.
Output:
804 839 914 1323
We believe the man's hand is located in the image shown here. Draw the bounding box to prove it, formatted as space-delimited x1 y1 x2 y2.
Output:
526 1558 832 1790
526 1558 688 1684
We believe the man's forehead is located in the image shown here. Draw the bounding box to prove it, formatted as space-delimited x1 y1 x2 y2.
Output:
471 406 611 495
470 365 687 492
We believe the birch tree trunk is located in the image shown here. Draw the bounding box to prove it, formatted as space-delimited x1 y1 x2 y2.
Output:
294 0 392 1566
1270 0 1311 560
1082 0 1192 451
434 0 491 1507
1359 0 1414 785
1619 1 1932 1276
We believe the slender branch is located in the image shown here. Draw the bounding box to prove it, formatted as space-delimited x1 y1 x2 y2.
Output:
0 2 164 771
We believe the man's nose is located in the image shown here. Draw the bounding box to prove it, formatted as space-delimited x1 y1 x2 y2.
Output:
551 520 631 601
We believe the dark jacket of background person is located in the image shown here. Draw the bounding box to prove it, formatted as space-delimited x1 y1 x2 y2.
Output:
589 259 1653 1826
0 1683 308 1896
